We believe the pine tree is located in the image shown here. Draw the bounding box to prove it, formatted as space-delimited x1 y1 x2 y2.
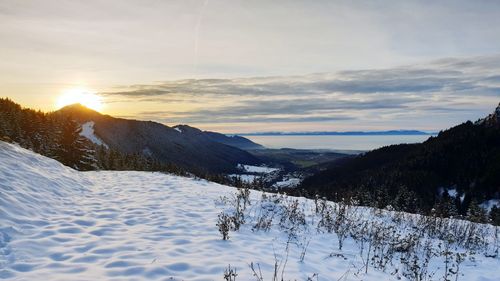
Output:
489 205 500 226
467 200 487 223
394 185 419 213
56 118 95 170
433 191 458 218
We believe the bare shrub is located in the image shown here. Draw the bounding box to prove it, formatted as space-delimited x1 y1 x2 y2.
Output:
216 208 245 240
485 227 499 258
217 212 232 240
215 186 499 280
299 237 311 263
279 199 307 240
436 234 469 281
400 239 436 281
252 193 279 232
317 203 334 234
248 241 319 281
253 209 274 232
215 195 231 206
332 201 354 250
223 264 238 281
232 207 245 231
236 187 251 211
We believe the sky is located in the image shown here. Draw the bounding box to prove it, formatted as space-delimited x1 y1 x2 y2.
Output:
1 0 500 133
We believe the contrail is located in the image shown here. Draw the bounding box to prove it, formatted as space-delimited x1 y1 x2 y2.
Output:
194 0 209 76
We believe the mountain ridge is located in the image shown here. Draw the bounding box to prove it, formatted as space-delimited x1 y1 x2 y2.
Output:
56 103 262 173
237 130 435 136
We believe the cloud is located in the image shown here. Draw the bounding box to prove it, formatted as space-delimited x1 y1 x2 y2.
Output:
100 55 500 131
142 115 355 124
103 89 171 97
135 97 413 124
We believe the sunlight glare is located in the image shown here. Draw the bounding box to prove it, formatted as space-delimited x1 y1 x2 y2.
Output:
56 88 104 111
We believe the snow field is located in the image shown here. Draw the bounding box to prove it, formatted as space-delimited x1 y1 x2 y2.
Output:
0 141 499 281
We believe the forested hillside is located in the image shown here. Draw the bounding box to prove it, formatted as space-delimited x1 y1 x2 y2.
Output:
297 104 500 225
0 98 185 174
56 104 262 174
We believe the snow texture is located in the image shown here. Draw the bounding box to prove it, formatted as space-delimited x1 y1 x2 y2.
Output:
80 121 108 148
0 141 499 281
173 127 182 133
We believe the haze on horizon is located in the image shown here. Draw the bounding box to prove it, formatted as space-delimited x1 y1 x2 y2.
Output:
1 0 500 133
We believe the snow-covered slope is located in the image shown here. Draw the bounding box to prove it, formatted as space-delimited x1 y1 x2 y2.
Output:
0 141 498 281
80 121 108 148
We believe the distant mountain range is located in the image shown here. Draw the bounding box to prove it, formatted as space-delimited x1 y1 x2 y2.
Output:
238 130 435 136
57 104 263 174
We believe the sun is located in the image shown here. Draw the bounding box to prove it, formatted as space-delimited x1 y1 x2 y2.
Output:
57 88 104 111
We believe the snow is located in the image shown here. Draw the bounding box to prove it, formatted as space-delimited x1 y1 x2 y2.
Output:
448 188 458 198
233 164 279 185
142 147 153 157
0 141 499 281
273 177 301 188
237 164 279 174
481 199 500 212
173 127 182 133
228 174 259 182
80 121 108 148
438 187 461 199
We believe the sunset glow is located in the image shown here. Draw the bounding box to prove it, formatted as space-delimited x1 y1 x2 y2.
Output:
56 88 104 112
2 0 499 132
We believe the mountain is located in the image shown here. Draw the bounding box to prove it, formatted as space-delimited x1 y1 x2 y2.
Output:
239 130 434 136
173 124 264 150
0 98 196 174
57 104 261 173
297 103 500 220
203 131 264 150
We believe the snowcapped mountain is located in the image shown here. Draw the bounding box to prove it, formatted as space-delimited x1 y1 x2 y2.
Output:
1 141 499 281
57 104 262 173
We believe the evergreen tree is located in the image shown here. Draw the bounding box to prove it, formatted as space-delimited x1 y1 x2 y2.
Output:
56 118 95 170
433 191 458 218
489 205 500 226
394 185 419 213
466 200 487 223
